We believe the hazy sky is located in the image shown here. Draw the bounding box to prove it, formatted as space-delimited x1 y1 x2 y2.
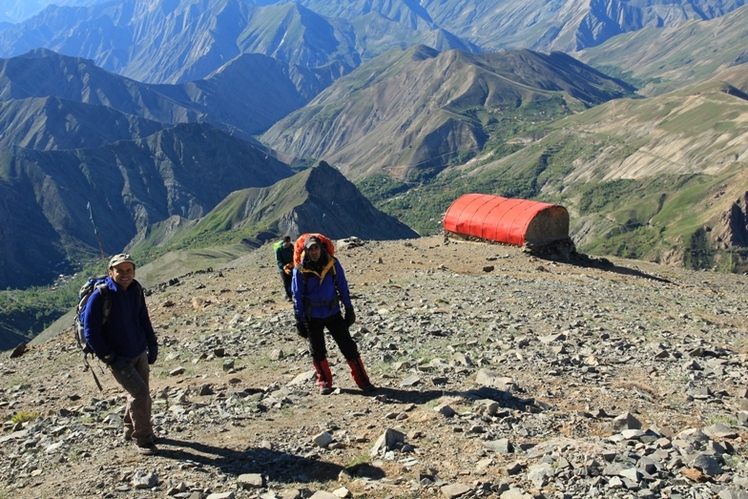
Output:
0 0 99 24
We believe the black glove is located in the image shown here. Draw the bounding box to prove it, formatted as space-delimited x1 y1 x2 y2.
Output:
106 354 130 371
344 307 356 327
147 343 158 365
295 321 308 339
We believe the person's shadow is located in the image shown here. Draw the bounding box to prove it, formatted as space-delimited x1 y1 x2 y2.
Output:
157 436 386 483
341 384 543 412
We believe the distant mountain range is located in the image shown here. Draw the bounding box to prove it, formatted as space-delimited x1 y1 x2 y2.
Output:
0 48 335 140
0 0 98 24
577 5 748 96
0 37 668 290
0 0 744 84
0 0 475 84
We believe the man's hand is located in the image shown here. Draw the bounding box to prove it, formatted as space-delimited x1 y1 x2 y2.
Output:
147 343 158 364
344 308 356 326
106 354 130 371
295 321 308 338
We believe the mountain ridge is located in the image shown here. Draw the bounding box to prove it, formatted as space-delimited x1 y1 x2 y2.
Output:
0 96 168 150
2 0 743 84
577 4 748 96
0 122 294 289
0 48 331 139
261 46 635 181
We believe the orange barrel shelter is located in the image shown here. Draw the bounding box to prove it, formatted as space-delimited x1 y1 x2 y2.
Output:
443 193 570 246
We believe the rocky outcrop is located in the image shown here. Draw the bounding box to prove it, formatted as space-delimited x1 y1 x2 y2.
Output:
712 192 748 248
289 162 420 240
187 161 419 247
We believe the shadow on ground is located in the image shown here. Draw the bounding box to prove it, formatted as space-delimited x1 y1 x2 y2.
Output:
158 437 381 483
152 380 546 482
558 252 672 283
346 385 544 413
531 242 673 284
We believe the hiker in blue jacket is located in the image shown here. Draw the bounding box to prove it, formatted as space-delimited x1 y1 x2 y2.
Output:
275 235 294 301
292 236 374 395
83 253 160 455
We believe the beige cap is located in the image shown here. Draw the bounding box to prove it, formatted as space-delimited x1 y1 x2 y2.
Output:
108 253 136 269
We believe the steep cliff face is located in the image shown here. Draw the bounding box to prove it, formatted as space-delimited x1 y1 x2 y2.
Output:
576 0 639 49
712 192 748 248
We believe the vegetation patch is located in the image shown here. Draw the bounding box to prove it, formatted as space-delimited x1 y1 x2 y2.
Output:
589 64 660 90
0 278 85 349
577 179 639 214
10 410 39 424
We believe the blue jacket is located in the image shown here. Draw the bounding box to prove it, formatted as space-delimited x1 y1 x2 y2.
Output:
83 276 156 360
292 251 352 322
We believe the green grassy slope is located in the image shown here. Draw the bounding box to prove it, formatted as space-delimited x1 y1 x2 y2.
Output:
359 80 748 273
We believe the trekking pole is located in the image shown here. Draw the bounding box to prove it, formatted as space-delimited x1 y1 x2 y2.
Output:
87 202 106 261
84 355 104 391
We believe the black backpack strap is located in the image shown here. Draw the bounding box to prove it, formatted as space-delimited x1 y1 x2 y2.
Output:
95 282 111 324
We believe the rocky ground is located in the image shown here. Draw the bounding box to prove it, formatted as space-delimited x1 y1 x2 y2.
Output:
1 235 747 499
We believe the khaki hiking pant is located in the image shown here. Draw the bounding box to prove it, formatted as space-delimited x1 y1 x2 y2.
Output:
110 351 153 445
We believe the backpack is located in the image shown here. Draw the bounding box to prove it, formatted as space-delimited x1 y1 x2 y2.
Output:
74 276 111 354
74 275 111 391
293 233 335 266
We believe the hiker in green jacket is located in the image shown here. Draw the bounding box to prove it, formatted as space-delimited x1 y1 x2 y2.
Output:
276 235 294 301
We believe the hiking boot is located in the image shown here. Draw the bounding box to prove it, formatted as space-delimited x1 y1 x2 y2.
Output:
319 386 334 395
361 383 377 394
127 432 157 444
136 442 159 455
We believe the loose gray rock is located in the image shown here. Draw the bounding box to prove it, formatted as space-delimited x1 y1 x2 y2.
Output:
371 429 405 456
441 483 472 498
237 473 264 489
